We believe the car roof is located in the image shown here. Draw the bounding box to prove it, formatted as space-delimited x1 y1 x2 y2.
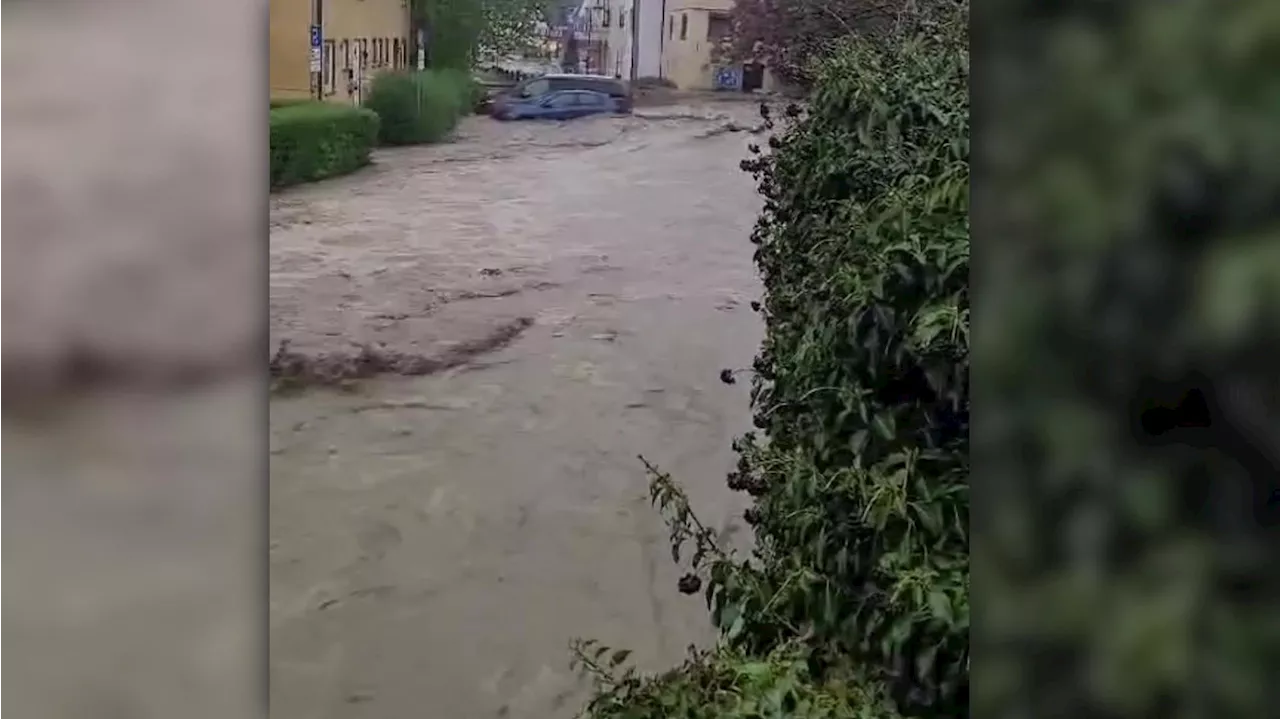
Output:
515 88 609 99
520 89 611 100
540 74 625 82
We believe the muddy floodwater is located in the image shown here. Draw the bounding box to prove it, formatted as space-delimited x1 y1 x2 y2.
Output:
270 101 769 719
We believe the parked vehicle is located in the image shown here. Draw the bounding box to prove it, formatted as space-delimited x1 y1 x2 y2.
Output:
488 74 632 116
493 90 620 121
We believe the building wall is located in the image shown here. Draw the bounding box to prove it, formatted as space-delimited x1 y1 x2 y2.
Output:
572 0 610 74
603 0 632 78
270 0 311 99
635 0 664 78
659 0 733 90
597 0 664 80
658 0 780 91
270 0 412 104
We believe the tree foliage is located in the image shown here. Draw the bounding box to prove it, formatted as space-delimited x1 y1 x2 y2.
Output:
575 5 970 718
412 0 547 69
727 0 953 85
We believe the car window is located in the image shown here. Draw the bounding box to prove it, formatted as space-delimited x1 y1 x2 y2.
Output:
547 93 578 108
520 79 550 98
578 93 604 107
586 80 619 96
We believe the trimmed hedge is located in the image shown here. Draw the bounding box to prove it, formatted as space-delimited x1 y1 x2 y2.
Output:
269 103 379 189
575 5 969 719
362 70 471 146
269 97 314 109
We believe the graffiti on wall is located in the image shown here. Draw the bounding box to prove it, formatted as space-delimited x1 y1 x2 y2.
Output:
714 66 742 91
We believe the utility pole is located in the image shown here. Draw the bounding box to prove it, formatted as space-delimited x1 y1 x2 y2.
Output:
584 9 593 74
310 0 324 101
628 0 639 81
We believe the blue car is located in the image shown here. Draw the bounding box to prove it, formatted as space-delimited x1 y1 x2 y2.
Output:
493 90 620 121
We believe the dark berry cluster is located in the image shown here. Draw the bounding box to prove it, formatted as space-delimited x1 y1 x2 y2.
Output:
677 573 702 595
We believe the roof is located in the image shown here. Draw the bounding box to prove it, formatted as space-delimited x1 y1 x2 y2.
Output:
540 73 625 81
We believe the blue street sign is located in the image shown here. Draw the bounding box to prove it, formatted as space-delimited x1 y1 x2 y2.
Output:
310 25 322 48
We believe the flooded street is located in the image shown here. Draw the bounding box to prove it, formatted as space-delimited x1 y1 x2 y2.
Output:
270 102 767 719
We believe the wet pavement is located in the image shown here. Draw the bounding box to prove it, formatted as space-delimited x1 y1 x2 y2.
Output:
269 102 768 719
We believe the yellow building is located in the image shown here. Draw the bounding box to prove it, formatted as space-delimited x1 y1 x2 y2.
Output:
659 0 775 91
270 0 413 104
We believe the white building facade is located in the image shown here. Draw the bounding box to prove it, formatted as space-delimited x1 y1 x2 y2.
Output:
571 0 663 80
568 0 608 74
605 0 664 79
634 0 663 78
603 1 632 79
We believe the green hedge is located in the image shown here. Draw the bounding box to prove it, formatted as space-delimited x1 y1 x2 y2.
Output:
727 15 969 716
269 97 314 109
269 103 379 189
977 1 1280 717
575 6 969 719
362 70 472 146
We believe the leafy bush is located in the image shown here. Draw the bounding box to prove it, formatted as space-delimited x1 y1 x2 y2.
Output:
269 97 314 109
573 640 897 719
269 103 379 189
634 76 678 89
576 6 969 719
362 70 467 145
976 1 1280 717
434 68 485 115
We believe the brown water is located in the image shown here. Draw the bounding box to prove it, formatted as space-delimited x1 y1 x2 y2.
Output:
269 103 769 719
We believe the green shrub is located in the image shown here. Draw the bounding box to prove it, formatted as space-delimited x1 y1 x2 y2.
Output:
573 641 897 719
433 68 484 115
634 76 677 89
269 103 379 189
577 5 969 719
976 1 1280 717
269 97 314 109
362 70 466 145
728 12 970 712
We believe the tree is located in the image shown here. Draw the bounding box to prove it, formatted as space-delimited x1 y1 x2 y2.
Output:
411 0 548 70
727 0 948 85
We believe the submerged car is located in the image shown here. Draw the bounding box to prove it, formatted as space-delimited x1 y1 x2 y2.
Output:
489 74 633 116
493 90 621 121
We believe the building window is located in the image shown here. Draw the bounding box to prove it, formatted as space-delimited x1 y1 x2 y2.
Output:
340 40 352 91
602 7 611 27
323 39 337 94
668 15 674 39
679 13 688 40
619 4 625 28
393 38 401 67
707 13 731 42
